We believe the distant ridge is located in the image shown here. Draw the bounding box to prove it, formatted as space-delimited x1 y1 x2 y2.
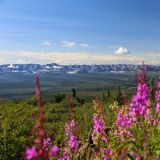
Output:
0 63 160 74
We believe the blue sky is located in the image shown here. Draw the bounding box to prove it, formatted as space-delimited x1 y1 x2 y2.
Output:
0 0 160 64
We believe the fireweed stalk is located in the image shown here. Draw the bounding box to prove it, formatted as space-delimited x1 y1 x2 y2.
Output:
25 77 58 160
115 104 133 141
92 97 112 160
156 80 160 114
128 66 160 159
129 64 150 121
114 64 151 159
128 65 150 159
58 97 79 160
114 96 136 158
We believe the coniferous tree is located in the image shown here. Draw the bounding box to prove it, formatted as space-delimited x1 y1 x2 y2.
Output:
116 86 123 106
107 90 111 98
150 78 156 103
72 88 77 98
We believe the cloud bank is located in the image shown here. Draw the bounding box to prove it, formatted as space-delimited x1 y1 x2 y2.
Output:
0 51 159 65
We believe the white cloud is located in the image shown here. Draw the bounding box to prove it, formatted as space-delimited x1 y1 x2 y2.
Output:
79 43 89 48
61 41 89 48
115 47 129 55
42 40 52 47
61 41 76 48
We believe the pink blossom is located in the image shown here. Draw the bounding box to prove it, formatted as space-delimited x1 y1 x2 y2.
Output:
49 144 59 157
25 146 38 160
92 113 107 144
43 137 51 148
59 119 78 159
129 82 150 120
101 147 112 160
135 154 141 160
65 119 78 151
156 103 160 113
58 151 70 160
93 115 105 134
68 134 78 150
116 113 132 128
156 81 160 114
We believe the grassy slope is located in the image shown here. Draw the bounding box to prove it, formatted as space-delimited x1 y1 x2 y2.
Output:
0 97 115 159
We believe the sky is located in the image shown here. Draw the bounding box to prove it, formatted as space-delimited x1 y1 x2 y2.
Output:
0 0 160 64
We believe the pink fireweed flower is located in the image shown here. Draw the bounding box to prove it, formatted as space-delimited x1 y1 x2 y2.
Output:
129 70 150 120
92 98 112 159
156 103 160 114
59 97 79 159
65 122 70 136
25 78 46 159
100 146 112 160
58 151 70 160
115 105 133 141
116 113 132 128
25 146 38 160
93 115 105 133
59 119 78 159
114 129 133 141
68 134 78 150
70 119 76 127
92 113 107 144
49 144 59 157
156 81 160 114
135 154 142 160
65 119 78 151
92 98 108 144
129 64 150 120
43 137 51 148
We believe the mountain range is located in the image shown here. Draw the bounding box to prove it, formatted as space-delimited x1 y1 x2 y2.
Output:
0 63 160 74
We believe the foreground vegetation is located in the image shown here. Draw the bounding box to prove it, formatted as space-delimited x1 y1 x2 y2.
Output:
0 66 160 159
